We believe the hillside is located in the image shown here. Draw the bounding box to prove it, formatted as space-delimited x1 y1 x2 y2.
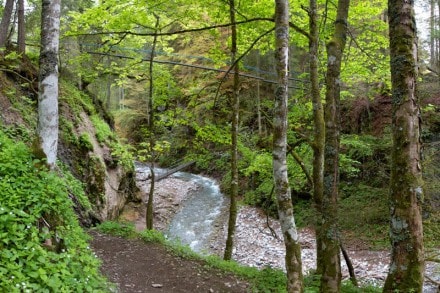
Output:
0 52 140 290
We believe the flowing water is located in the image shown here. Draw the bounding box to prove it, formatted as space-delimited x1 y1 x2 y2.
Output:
135 163 226 253
165 172 225 253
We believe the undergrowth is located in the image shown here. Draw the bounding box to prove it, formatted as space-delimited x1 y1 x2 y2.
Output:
95 221 381 292
0 131 111 292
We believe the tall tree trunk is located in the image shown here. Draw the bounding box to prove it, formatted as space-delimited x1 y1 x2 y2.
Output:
37 0 61 169
17 0 25 54
308 0 325 277
257 50 262 136
430 0 436 70
273 0 303 292
0 0 15 47
146 14 160 230
383 0 425 291
319 0 350 291
224 0 239 261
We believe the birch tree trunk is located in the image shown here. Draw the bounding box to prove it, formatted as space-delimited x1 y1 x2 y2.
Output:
0 0 15 47
319 0 350 291
38 0 61 169
383 0 425 291
224 0 239 261
273 0 303 291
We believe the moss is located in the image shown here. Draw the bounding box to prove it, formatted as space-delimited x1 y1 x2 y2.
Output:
87 155 107 207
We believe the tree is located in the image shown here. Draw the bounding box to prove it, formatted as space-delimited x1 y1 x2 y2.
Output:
37 0 61 168
146 14 160 230
224 0 239 261
17 0 26 54
308 0 325 280
273 0 303 292
317 0 350 291
383 0 425 291
0 0 14 47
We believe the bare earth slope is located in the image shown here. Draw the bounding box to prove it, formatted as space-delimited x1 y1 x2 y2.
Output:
89 230 250 293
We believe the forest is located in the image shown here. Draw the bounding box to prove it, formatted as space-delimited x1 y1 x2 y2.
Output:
0 0 439 292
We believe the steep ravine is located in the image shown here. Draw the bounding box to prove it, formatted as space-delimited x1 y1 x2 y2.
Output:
122 167 440 292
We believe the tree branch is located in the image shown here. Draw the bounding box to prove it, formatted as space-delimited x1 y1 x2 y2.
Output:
67 17 310 40
84 50 305 88
213 27 275 107
287 144 313 187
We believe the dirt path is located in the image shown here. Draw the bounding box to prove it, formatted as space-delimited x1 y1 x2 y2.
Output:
89 230 250 293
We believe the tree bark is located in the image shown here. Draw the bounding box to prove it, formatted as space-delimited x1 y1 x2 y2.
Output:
0 0 15 47
17 0 26 54
319 0 350 291
273 0 303 292
38 0 61 169
224 0 239 261
383 0 425 291
430 0 436 70
308 0 325 277
145 14 160 230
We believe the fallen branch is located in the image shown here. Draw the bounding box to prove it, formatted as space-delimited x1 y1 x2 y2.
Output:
340 242 359 287
0 67 38 94
425 274 440 287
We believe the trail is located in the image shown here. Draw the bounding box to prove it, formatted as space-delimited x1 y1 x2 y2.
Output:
89 230 249 293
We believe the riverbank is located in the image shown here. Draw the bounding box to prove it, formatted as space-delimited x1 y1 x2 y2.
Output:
122 169 439 292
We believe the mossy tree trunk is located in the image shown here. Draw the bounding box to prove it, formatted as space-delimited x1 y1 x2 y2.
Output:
273 0 303 291
224 0 239 261
0 0 14 47
383 0 425 291
308 0 325 277
17 0 25 54
38 0 61 169
319 0 350 291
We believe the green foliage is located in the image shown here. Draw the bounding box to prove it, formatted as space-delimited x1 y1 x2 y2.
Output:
0 124 32 142
90 115 115 145
139 229 166 244
0 131 110 292
79 132 94 151
339 184 389 247
59 79 95 117
137 138 171 163
95 221 136 238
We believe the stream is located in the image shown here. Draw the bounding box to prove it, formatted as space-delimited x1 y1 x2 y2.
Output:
134 163 226 253
164 172 225 253
134 164 440 292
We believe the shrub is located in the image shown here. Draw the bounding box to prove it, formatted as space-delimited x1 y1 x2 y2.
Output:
0 131 110 292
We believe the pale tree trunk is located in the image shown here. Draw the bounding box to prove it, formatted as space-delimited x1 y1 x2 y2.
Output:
319 0 350 292
146 14 159 230
383 0 425 291
0 0 15 47
308 0 325 276
17 0 25 54
273 0 303 292
224 0 239 261
38 0 61 169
